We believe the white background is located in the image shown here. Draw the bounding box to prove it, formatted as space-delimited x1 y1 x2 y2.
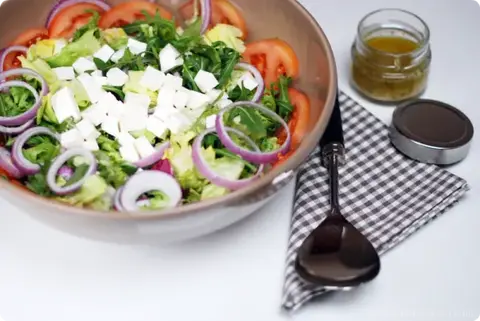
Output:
1 0 480 320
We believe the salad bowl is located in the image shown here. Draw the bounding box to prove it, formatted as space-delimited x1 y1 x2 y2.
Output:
0 0 336 244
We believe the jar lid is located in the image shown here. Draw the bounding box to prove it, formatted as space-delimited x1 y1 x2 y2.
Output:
389 99 474 165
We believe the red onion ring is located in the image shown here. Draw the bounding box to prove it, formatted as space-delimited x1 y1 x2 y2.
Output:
46 0 111 29
133 142 170 168
0 147 24 178
192 127 264 190
46 148 98 195
152 159 174 176
12 127 60 175
119 170 182 213
0 46 28 74
114 186 125 211
200 0 212 35
235 63 265 103
58 165 74 181
0 118 35 135
0 80 41 127
216 101 292 164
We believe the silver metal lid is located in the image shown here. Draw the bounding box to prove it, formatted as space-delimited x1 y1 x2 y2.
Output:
389 99 474 165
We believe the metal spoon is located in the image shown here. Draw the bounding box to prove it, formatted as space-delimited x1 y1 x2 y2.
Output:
295 94 381 290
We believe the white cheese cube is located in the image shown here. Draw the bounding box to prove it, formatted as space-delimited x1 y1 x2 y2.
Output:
93 76 108 87
154 105 179 122
98 92 119 109
106 100 126 119
187 91 210 109
77 73 105 103
217 99 233 109
106 67 129 87
146 116 167 138
134 136 156 159
206 89 228 102
173 90 189 109
76 118 97 139
239 72 259 90
110 48 126 63
125 92 151 108
82 105 107 126
60 128 83 149
159 44 184 72
83 139 99 151
52 87 81 123
91 70 103 77
127 38 147 55
94 44 115 63
156 86 176 108
120 143 140 163
101 116 120 137
54 40 67 55
53 67 75 81
119 112 148 132
166 113 193 134
72 57 97 74
117 132 136 146
140 66 165 91
205 115 217 128
163 74 183 90
194 70 219 93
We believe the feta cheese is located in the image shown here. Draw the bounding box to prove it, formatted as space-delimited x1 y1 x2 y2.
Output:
173 90 189 109
205 115 217 128
239 72 259 90
194 70 219 93
120 115 148 132
60 129 83 149
146 116 167 138
52 87 81 123
125 92 151 108
206 89 228 102
94 44 115 63
91 70 103 77
154 105 179 122
217 99 233 109
77 73 105 103
134 136 156 159
163 74 183 90
54 40 67 55
83 139 99 151
110 48 126 63
186 91 210 109
101 116 120 137
159 44 184 72
156 86 176 108
106 100 126 119
117 132 136 146
106 67 129 87
53 67 75 81
166 113 193 134
93 76 108 87
127 38 147 55
120 143 140 163
82 105 107 126
76 118 97 139
140 66 165 91
72 57 97 74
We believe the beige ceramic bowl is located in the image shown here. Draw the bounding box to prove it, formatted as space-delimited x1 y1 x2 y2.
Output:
0 0 337 244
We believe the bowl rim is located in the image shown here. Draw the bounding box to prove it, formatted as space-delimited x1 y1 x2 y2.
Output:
0 0 338 221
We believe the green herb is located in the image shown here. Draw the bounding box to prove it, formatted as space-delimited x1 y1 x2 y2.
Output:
102 85 126 100
72 11 101 42
227 106 266 139
26 173 52 196
64 164 90 187
273 76 294 120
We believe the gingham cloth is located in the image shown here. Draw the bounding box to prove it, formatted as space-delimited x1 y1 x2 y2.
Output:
281 92 470 312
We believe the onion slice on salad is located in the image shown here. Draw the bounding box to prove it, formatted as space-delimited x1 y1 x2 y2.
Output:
216 101 292 164
0 147 24 178
134 142 171 168
0 118 35 135
45 0 111 28
200 0 212 34
58 165 74 181
114 186 125 212
46 148 98 195
0 45 28 73
235 62 265 103
11 127 60 175
192 127 265 190
0 80 41 127
119 170 182 213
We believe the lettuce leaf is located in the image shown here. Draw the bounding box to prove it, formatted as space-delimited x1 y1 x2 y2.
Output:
123 71 157 105
56 175 108 206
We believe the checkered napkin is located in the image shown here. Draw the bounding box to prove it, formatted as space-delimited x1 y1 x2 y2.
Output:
281 92 470 312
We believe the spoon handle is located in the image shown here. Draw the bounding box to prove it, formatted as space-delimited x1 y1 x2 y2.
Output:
320 93 344 150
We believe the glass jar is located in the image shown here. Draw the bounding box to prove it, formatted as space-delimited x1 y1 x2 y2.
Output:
351 9 432 103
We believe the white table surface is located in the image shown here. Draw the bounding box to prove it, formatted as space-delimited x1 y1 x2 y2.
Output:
1 0 480 320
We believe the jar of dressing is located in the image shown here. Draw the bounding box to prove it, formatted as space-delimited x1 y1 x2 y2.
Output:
351 9 432 103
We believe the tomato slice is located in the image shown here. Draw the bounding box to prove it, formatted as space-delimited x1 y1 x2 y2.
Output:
99 1 172 29
275 88 311 166
48 3 106 39
3 28 49 71
243 39 299 87
179 0 248 39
